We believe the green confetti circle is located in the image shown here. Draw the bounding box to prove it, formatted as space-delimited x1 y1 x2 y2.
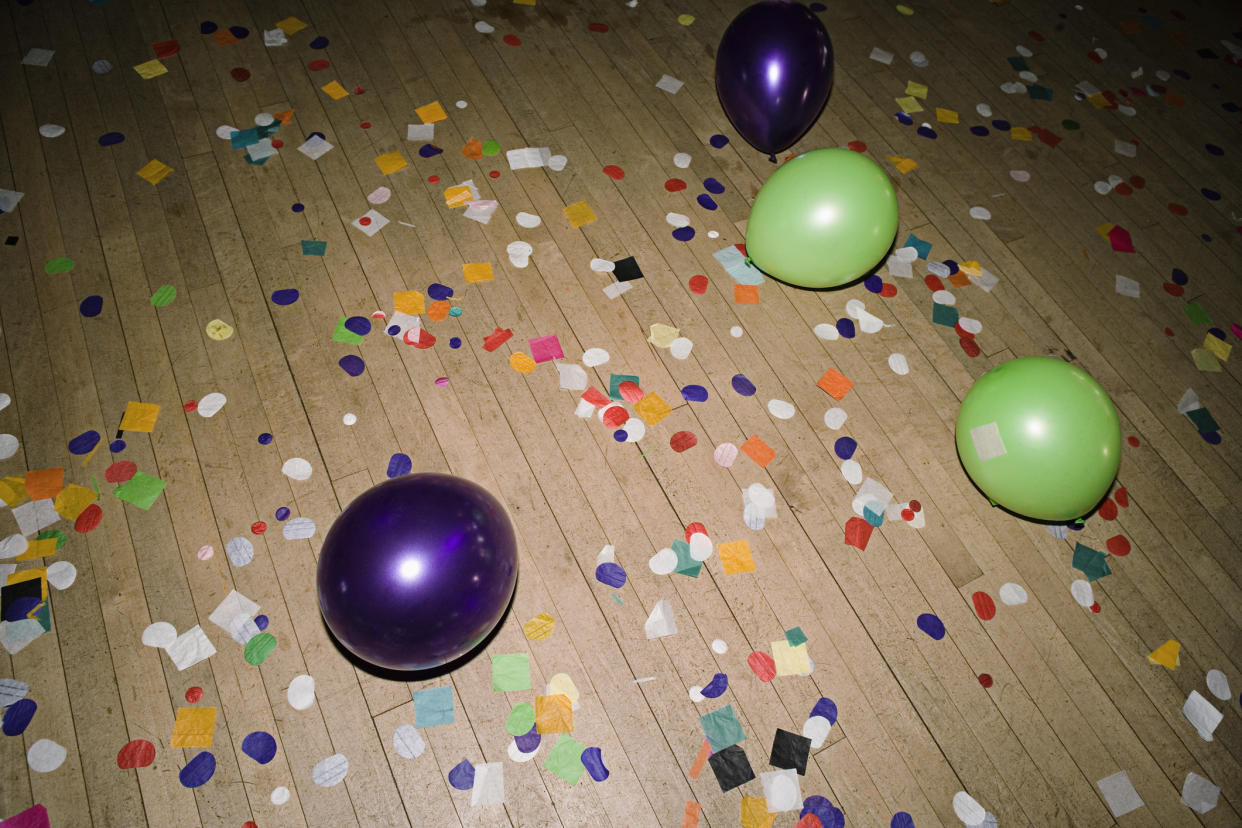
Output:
1061 119 1080 131
244 632 277 666
44 257 75 274
150 284 177 306
505 702 535 736
481 139 501 157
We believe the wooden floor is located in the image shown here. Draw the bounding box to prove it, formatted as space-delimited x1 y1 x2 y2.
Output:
1 0 1240 824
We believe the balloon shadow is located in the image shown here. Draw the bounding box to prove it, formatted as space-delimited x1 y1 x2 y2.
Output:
745 235 897 292
320 575 518 682
952 443 1114 526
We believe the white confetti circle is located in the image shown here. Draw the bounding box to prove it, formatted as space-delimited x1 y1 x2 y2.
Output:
368 186 392 205
803 715 832 748
958 318 983 336
0 434 18 460
649 547 678 575
1093 181 1112 195
1016 45 1033 57
1010 169 1030 182
509 741 540 762
888 353 910 375
92 59 112 74
474 20 494 33
46 561 77 590
953 791 987 826
142 621 177 648
456 100 468 109
216 124 238 139
931 290 956 306
343 413 357 426
688 685 705 702
0 534 28 560
312 754 349 787
673 152 692 168
1070 579 1094 608
689 533 712 562
622 417 646 442
27 739 67 772
976 103 992 118
767 399 796 420
0 393 9 411
282 517 316 540
665 212 690 228
516 211 541 228
287 674 315 710
729 326 743 338
711 638 728 654
669 337 693 360
581 347 610 367
271 786 291 805
394 724 426 759
39 124 65 138
225 537 255 567
196 392 227 418
824 408 848 430
969 206 992 221
997 583 1027 605
840 459 863 485
1206 669 1231 701
813 323 839 341
548 155 567 172
713 443 738 468
281 458 313 481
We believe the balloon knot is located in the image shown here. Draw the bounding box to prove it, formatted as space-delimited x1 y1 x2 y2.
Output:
767 153 777 163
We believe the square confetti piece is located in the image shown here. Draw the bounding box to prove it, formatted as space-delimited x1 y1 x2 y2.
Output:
1009 126 1033 141
214 29 239 46
113 472 167 510
491 653 531 691
393 290 425 315
1097 771 1143 818
529 335 564 363
634 393 672 426
170 706 217 748
816 368 853 400
563 201 597 228
785 627 807 647
608 373 640 401
905 80 928 99
771 640 810 676
374 152 408 175
707 744 754 792
740 435 775 467
168 625 215 670
1191 349 1221 372
297 135 333 160
895 96 923 114
656 74 684 94
887 155 918 174
332 317 364 345
970 422 1006 461
535 694 573 734
1072 542 1111 581
415 101 448 123
275 16 308 35
320 81 349 100
443 184 474 208
904 235 931 259
935 107 959 123
769 729 811 775
301 240 327 256
463 262 494 284
1203 335 1231 362
718 540 756 575
16 538 57 562
1184 303 1211 325
733 284 760 304
932 303 959 327
133 59 167 79
700 704 746 751
24 468 63 501
740 796 770 828
120 401 161 432
544 735 586 785
136 159 173 185
844 516 873 550
413 685 454 727
353 210 389 236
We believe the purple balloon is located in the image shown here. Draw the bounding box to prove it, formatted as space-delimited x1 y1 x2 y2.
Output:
317 474 518 671
715 1 834 158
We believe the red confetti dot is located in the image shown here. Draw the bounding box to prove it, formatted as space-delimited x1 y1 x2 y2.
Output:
1028 30 1045 41
601 405 628 429
428 175 440 183
747 651 777 682
879 282 898 298
684 522 707 541
243 823 258 828
1163 282 1185 297
1114 183 1133 196
1114 487 1129 508
901 508 914 522
618 381 643 403
587 22 609 32
846 140 868 153
688 274 709 294
602 164 625 180
116 739 156 769
972 591 997 621
954 322 976 339
488 170 500 178
185 686 203 703
106 461 138 483
183 400 198 412
503 34 521 46
1097 498 1118 520
909 500 921 512
924 274 944 291
251 521 267 535
1164 327 1175 337
1090 602 1101 614
978 673 994 688
308 59 330 71
664 178 687 192
74 503 103 534
359 217 372 226
960 337 981 357
795 816 824 828
360 121 371 129
1168 202 1188 216
230 67 250 82
352 86 365 95
1106 535 1131 556
1127 436 1140 447
670 431 698 452
1129 175 1146 189
271 139 283 149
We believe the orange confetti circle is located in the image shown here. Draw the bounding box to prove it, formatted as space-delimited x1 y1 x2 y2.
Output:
509 352 536 374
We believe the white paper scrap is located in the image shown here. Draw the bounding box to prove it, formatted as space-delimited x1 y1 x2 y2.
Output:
1097 770 1143 818
644 600 676 638
1183 690 1223 740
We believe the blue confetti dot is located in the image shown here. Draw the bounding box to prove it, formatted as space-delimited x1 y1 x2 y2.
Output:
891 812 916 828
241 731 277 764
448 759 475 790
450 337 462 348
582 747 610 781
387 325 400 336
731 374 756 396
258 433 273 444
681 384 708 402
1206 143 1223 156
802 795 845 828
836 318 856 338
703 177 725 194
943 259 959 274
709 134 729 148
895 112 913 125
970 125 989 136
1171 268 1188 284
68 430 101 455
98 132 125 146
514 726 540 753
1202 431 1222 445
179 751 216 788
1208 327 1226 340
418 143 443 158
809 1 827 10
1223 102 1239 113
917 125 937 139
1 698 36 736
834 437 857 460
1174 68 1190 80
344 316 372 336
810 697 838 724
427 283 454 301
229 25 249 39
1068 521 1084 532
449 306 462 317
991 119 1011 131
254 614 269 630
595 562 627 588
672 226 695 241
271 288 299 305
917 613 946 640
387 453 413 478
110 439 126 453
292 203 305 212
701 673 728 699
309 35 329 49
863 275 883 293
613 429 628 442
1202 188 1221 201
200 21 218 34
696 193 718 210
1201 234 1212 242
308 131 326 141
339 355 365 376
275 507 290 520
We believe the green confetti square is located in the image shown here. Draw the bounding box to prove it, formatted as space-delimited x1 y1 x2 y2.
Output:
543 735 586 785
491 653 531 692
331 316 364 345
784 626 807 647
113 471 167 510
301 239 327 256
1184 303 1211 325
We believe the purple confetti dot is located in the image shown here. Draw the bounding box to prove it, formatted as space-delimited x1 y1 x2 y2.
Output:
1202 431 1222 445
943 259 959 274
595 562 626 588
582 747 610 781
339 355 365 376
387 453 413 478
895 112 914 125
1174 68 1190 80
701 673 728 698
179 751 216 788
1 698 36 736
672 226 695 241
292 203 305 212
275 507 290 521
709 134 729 148
696 193 718 210
229 26 249 39
863 275 883 293
1201 234 1212 242
344 316 372 336
1206 143 1223 156
809 1 827 10
1201 188 1221 201
241 731 277 764
833 437 857 460
110 439 126 453
810 697 838 723
447 759 474 790
836 318 856 338
917 613 946 640
271 288 300 305
387 325 400 336
514 726 541 753
309 35 329 49
418 143 443 158
1208 327 1226 340
891 813 916 828
68 430 101 455
258 433 273 444
731 374 756 396
254 614 269 630
703 177 725 194
200 21 218 34
917 125 937 139
1170 268 1188 284
427 283 454 301
449 337 462 348
991 119 1011 131
613 429 628 442
1223 102 1239 113
970 125 990 136
802 795 845 828
98 132 125 146
681 384 708 402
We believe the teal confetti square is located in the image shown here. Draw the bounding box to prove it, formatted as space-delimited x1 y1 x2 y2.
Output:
1072 542 1111 582
932 303 960 327
413 685 454 727
608 373 640 401
700 704 746 752
673 539 702 578
301 240 327 256
784 626 807 647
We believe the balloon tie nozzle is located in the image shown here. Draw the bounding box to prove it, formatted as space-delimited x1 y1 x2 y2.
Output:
768 153 777 163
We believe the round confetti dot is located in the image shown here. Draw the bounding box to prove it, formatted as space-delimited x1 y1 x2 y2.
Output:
281 457 312 480
98 132 125 147
387 453 413 478
256 433 273 446
896 112 913 126
969 125 989 136
972 591 997 621
748 651 777 682
230 67 250 82
186 686 203 703
244 632 278 665
880 283 898 298
670 431 698 452
768 399 796 419
696 194 718 211
702 177 724 195
229 25 249 39
309 35 329 49
503 34 521 46
1097 497 1118 520
106 461 138 483
664 178 687 192
142 621 177 648
251 521 267 535
731 374 756 396
916 613 946 640
523 612 555 641
117 739 156 769
196 545 213 560
978 673 994 688
74 504 102 533
602 164 625 180
1106 535 1131 556
242 731 278 764
179 751 216 787
714 442 738 467
26 739 66 774
109 439 126 453
509 352 536 373
287 674 315 710
44 256 75 274
39 123 65 138
1168 202 1188 216
681 384 708 402
183 399 199 414
1205 143 1223 156
2 698 36 736
46 561 76 590
711 638 728 654
836 318 856 338
588 21 609 32
68 430 101 455
393 725 425 760
1201 188 1221 201
338 355 365 376
672 226 695 241
833 437 857 460
688 274 709 294
917 125 937 139
595 562 627 588
709 134 729 148
313 754 349 787
226 536 255 567
863 275 883 293
92 59 113 74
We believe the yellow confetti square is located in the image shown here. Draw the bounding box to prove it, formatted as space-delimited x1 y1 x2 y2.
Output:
6 569 46 601
563 201 597 228
0 476 27 507
1204 334 1231 362
393 290 425 315
1009 127 1033 142
463 262 494 283
905 80 929 99
1147 639 1180 669
647 324 680 348
1095 222 1115 240
415 101 448 124
275 16 308 35
1087 93 1110 109
120 401 161 433
170 706 217 748
320 80 349 100
719 540 756 575
741 796 773 828
443 184 474 209
16 538 57 562
633 392 672 426
514 0 536 4
935 107 959 123
133 59 167 79
374 152 408 175
894 96 923 114
53 484 95 521
523 613 554 640
959 260 982 277
771 640 811 676
886 154 918 174
136 160 173 185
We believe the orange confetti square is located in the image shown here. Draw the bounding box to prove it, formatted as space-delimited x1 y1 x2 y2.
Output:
461 138 483 160
733 284 760 304
443 184 474 209
682 802 702 828
562 201 597 229
534 694 573 734
320 80 349 100
24 467 64 500
427 300 451 322
463 262 494 283
170 707 217 748
947 271 971 287
214 29 238 46
688 739 711 779
415 101 448 123
120 401 161 432
816 368 853 400
718 540 756 574
393 290 425 315
634 392 672 426
740 434 775 467
273 109 295 125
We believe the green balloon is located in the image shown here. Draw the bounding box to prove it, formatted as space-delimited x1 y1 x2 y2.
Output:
955 357 1121 521
745 148 898 288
